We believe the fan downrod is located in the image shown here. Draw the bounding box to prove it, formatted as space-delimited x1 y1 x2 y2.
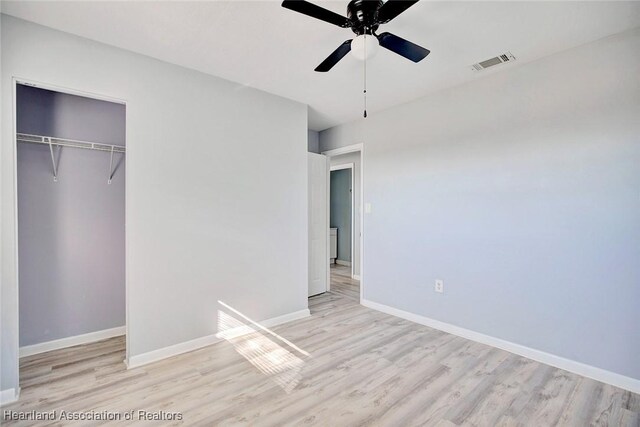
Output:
347 0 383 35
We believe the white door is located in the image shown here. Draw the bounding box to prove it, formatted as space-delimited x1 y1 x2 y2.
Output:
308 153 329 297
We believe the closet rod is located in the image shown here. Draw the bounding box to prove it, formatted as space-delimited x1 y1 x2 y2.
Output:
16 133 126 153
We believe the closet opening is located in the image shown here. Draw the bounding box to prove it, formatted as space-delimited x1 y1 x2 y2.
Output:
15 80 127 371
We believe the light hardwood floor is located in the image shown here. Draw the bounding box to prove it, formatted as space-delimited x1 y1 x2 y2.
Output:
2 273 638 426
330 263 359 301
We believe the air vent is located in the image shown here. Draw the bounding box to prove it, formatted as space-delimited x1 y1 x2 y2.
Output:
471 52 516 71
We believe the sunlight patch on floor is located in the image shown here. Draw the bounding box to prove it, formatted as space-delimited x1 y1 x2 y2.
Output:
216 301 309 393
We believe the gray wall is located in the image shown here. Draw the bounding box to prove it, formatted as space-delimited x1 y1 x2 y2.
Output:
330 152 361 277
2 15 308 393
307 130 320 153
320 29 640 380
17 85 125 346
17 84 125 145
330 169 351 262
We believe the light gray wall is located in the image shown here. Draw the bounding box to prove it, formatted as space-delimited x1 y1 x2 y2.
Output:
319 29 640 380
17 84 125 145
2 15 308 392
330 152 361 277
307 130 320 153
17 85 125 346
330 168 351 262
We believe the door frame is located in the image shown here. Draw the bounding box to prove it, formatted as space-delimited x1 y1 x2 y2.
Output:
322 143 364 302
11 77 129 384
329 163 355 279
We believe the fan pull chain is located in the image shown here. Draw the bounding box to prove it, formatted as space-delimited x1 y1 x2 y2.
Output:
363 31 368 119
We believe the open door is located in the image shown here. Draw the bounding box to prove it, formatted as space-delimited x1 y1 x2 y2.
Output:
308 153 329 297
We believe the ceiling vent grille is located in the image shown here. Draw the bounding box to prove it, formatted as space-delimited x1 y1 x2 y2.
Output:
471 52 516 71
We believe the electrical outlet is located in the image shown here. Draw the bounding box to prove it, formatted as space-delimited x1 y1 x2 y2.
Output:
435 280 444 293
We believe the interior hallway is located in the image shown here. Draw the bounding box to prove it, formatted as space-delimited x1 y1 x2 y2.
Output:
330 264 359 301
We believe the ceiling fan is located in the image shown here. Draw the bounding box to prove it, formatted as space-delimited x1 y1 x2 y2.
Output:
282 0 430 72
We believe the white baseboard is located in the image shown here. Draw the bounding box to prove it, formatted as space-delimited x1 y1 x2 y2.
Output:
126 333 221 369
216 308 312 340
258 308 311 328
336 260 351 267
361 299 640 394
0 388 19 405
126 308 311 369
353 274 361 280
20 326 126 358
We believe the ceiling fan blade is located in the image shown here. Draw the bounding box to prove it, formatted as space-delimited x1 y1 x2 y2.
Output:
377 0 420 24
282 0 350 28
377 32 430 63
315 40 352 72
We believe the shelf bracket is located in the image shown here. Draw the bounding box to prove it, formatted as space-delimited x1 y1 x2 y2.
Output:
47 137 59 182
108 145 115 184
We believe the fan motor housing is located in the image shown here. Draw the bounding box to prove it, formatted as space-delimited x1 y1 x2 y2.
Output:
347 0 383 35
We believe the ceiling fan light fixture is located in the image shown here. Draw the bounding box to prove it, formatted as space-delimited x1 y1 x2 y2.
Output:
281 0 428 72
350 34 379 61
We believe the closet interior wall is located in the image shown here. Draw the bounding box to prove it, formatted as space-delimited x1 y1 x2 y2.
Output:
17 84 126 348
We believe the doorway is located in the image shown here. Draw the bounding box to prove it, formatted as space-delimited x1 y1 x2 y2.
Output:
323 145 363 301
330 164 353 274
14 79 127 371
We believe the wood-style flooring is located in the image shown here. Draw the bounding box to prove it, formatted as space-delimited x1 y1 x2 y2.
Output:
2 268 638 426
330 263 359 301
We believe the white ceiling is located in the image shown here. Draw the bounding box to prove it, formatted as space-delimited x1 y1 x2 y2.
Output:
3 1 640 131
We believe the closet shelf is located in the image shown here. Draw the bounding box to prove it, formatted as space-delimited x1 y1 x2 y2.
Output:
16 133 126 153
17 133 125 183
